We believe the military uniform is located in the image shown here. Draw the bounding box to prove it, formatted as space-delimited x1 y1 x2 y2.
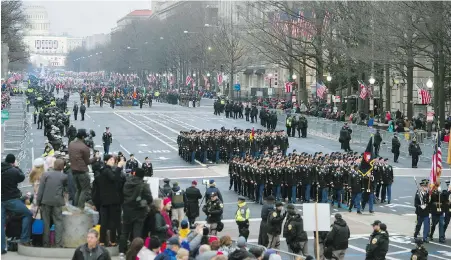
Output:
414 179 430 242
429 190 446 243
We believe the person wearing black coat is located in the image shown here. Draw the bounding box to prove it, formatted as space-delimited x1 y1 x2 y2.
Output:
373 130 382 157
365 222 389 260
92 155 125 246
339 124 352 152
72 229 111 260
391 134 401 163
283 204 308 256
185 181 202 227
245 105 251 121
145 199 169 242
325 213 350 260
258 195 275 246
266 202 286 249
80 103 86 121
408 139 422 168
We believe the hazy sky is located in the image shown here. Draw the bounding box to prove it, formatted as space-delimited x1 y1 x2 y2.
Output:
27 1 152 37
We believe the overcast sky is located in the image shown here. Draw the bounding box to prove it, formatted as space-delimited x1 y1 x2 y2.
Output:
27 1 152 37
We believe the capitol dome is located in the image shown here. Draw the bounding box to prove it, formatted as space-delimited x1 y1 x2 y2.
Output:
23 5 50 36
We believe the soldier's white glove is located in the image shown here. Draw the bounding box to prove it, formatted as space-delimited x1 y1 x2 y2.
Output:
420 205 426 209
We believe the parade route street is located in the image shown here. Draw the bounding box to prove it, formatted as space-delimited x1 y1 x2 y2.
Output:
15 95 451 260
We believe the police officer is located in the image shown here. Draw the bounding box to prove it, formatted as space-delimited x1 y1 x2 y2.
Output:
373 130 382 157
410 239 428 260
202 192 223 236
283 204 308 256
185 180 202 228
339 124 352 152
141 157 153 177
73 102 78 120
235 196 250 240
365 221 389 260
205 179 223 203
102 127 113 154
429 188 446 243
298 116 308 138
80 103 86 121
391 133 401 163
409 139 422 168
267 201 286 249
37 109 44 129
414 179 430 242
33 108 38 124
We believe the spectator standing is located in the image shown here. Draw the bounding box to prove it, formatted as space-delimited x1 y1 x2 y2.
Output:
324 213 350 260
162 178 172 197
169 182 187 226
119 168 153 255
205 180 223 203
29 158 45 216
161 198 175 239
1 154 32 253
92 154 125 246
185 180 202 228
36 159 68 248
68 129 97 208
72 229 111 260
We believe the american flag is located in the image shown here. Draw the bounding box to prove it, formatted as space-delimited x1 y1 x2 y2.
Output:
285 81 293 93
316 82 327 99
429 140 442 193
417 88 431 105
359 81 368 100
217 74 223 85
186 76 192 86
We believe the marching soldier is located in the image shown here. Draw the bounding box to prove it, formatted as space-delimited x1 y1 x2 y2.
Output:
381 159 394 204
429 187 446 243
348 166 363 214
202 192 223 236
414 179 430 242
362 171 375 213
235 196 250 240
443 180 451 238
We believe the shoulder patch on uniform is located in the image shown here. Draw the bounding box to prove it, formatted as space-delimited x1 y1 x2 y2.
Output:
220 203 224 208
371 238 377 244
288 224 292 230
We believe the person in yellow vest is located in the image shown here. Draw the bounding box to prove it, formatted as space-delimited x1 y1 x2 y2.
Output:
235 196 250 240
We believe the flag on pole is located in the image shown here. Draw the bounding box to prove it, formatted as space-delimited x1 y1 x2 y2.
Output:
359 81 368 100
186 76 192 86
217 74 223 85
358 137 375 176
417 88 432 105
447 138 451 165
429 139 442 193
250 127 255 141
284 82 293 93
316 82 327 99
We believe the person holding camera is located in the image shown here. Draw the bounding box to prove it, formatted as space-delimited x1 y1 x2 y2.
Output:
202 192 223 236
68 129 99 209
267 202 286 249
1 154 33 253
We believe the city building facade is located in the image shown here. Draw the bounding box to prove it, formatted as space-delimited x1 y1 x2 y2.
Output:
111 9 153 33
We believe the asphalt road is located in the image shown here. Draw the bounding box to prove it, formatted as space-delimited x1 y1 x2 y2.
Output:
14 93 451 260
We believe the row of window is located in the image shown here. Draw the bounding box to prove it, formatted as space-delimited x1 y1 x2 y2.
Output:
35 40 59 49
26 14 46 20
27 23 49 30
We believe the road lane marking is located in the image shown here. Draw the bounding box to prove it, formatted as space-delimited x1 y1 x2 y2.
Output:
347 245 400 260
119 144 141 164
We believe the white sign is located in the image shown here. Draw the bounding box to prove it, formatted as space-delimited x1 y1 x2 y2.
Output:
302 203 331 231
144 177 159 199
333 95 341 102
268 88 273 96
256 91 263 97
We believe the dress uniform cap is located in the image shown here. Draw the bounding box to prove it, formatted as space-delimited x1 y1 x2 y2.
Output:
163 178 170 183
238 196 246 201
371 220 382 226
286 204 295 210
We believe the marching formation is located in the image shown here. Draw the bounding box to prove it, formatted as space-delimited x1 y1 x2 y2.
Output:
177 129 289 164
228 151 395 214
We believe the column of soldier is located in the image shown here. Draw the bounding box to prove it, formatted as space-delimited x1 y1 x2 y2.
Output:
229 151 396 215
176 128 289 164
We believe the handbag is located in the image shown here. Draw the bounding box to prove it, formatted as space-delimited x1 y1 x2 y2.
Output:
32 176 48 235
136 183 148 208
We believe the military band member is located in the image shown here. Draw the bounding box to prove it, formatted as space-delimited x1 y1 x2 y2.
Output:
429 188 446 243
348 166 363 214
414 179 430 242
380 158 394 204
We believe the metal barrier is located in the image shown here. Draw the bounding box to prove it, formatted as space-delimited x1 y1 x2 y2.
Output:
1 94 32 186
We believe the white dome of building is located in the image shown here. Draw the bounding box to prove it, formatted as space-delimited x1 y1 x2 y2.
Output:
24 5 50 36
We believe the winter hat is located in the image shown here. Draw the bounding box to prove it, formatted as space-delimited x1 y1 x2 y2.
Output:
181 219 189 229
148 236 161 250
134 168 145 178
163 198 171 206
208 236 218 244
236 236 246 248
192 180 198 185
5 154 15 164
33 158 45 167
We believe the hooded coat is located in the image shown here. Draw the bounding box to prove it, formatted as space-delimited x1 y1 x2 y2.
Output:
258 203 275 246
325 218 350 250
1 162 25 201
122 176 153 221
